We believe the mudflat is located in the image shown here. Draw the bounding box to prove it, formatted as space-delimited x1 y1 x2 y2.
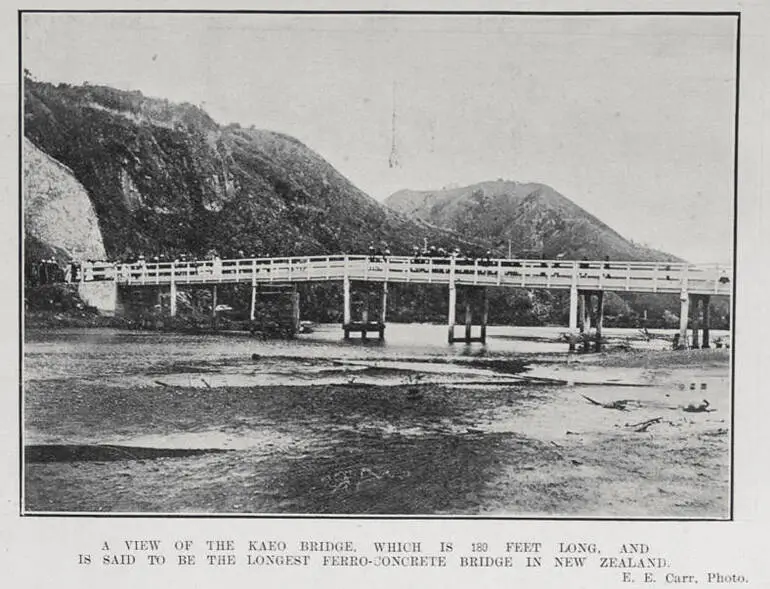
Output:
24 345 730 517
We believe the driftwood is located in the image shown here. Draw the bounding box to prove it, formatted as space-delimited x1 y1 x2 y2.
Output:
581 394 631 411
683 399 713 413
154 380 170 387
200 377 212 389
627 417 662 432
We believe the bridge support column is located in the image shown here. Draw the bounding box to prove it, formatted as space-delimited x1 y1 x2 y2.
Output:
211 284 218 328
379 282 388 340
169 281 177 317
568 285 578 352
702 295 711 348
291 285 300 334
480 288 488 344
361 305 369 340
595 291 604 351
581 292 592 333
448 286 486 344
678 290 689 349
464 292 472 342
341 279 384 340
448 281 457 343
250 283 257 321
690 294 700 349
343 276 351 339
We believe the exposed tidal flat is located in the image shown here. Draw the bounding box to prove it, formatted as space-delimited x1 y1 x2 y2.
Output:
23 324 730 516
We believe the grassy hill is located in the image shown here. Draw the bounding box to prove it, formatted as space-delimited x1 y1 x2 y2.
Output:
387 180 677 262
24 78 475 261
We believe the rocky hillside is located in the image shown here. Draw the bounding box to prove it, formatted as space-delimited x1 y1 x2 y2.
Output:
24 79 472 261
24 137 106 261
387 180 677 262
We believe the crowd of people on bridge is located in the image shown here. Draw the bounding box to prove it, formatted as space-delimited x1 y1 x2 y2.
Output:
26 258 66 286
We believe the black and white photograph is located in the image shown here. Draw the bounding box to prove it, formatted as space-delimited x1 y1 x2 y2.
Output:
21 10 737 518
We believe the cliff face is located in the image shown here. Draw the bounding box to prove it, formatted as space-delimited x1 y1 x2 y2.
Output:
23 80 468 261
24 137 106 261
387 180 678 262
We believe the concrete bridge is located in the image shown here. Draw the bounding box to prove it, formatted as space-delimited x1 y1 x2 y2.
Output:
75 255 732 350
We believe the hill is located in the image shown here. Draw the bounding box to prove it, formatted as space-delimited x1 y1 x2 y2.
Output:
23 78 473 262
386 180 677 262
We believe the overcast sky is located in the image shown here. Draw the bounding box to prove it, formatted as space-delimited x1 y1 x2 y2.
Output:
22 13 737 263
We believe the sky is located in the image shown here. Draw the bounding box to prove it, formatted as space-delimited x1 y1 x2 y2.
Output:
22 13 737 263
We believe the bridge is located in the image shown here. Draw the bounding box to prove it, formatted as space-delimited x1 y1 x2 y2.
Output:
75 255 732 350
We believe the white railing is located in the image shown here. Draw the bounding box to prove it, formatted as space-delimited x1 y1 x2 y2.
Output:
74 256 732 296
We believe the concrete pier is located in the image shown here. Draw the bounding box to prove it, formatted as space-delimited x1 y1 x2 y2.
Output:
170 281 177 317
448 286 487 344
448 281 457 343
678 289 689 349
211 284 218 328
568 284 579 352
464 293 472 342
343 276 351 323
595 290 604 351
343 279 386 340
291 285 300 333
480 288 489 343
691 294 700 349
250 276 257 321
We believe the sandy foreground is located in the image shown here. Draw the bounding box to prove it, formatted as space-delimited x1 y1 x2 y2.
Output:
24 348 731 517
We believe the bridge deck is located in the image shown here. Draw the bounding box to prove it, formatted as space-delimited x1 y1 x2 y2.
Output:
78 256 732 297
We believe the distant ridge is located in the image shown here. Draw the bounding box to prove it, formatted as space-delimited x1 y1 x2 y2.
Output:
386 180 679 262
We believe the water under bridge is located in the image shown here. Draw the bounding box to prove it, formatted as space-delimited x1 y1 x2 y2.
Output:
75 255 732 350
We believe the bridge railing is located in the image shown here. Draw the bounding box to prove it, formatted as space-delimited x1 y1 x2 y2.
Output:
75 256 731 295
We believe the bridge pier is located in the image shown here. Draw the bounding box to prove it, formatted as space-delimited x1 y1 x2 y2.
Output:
686 294 711 349
595 291 604 351
169 281 177 317
702 295 711 348
448 286 487 344
380 282 388 331
343 276 351 328
577 290 604 352
211 284 218 327
678 289 689 349
250 276 257 321
291 285 300 334
343 279 386 340
691 295 700 349
568 284 579 352
580 292 592 333
480 288 489 343
447 280 457 343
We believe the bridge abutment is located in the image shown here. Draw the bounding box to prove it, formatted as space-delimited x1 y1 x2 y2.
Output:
77 280 121 316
